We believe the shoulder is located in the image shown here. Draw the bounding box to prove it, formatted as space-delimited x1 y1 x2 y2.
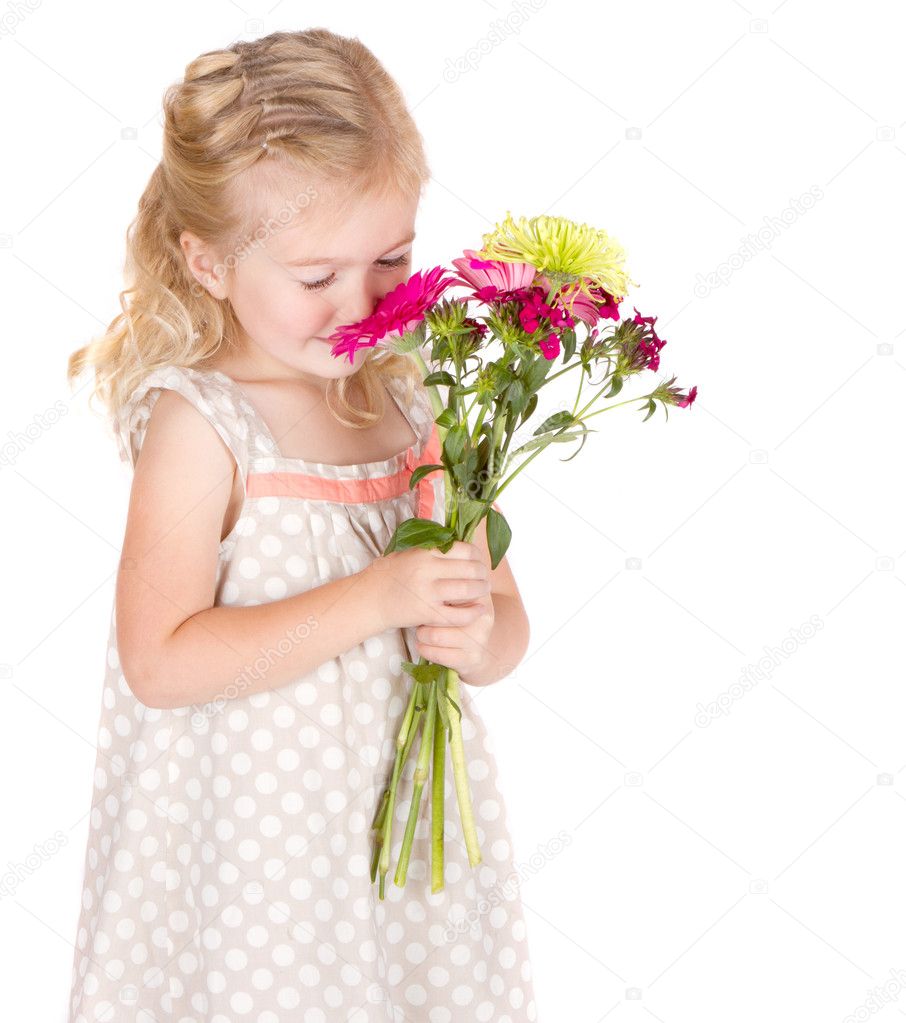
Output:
138 387 235 475
115 365 252 481
126 379 239 529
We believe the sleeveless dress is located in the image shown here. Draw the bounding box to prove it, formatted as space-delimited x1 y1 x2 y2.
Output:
67 364 539 1023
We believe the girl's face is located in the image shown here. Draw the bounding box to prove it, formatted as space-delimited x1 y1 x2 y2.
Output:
181 181 419 387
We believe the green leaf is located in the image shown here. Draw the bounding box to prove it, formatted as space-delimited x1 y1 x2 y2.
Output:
486 505 512 570
407 463 443 489
605 374 623 398
436 679 452 738
505 377 527 411
525 356 552 391
443 424 468 464
383 518 455 555
423 370 456 387
509 430 589 459
445 691 462 722
403 660 448 685
519 393 538 427
558 422 591 462
458 497 488 532
532 410 574 436
436 408 458 430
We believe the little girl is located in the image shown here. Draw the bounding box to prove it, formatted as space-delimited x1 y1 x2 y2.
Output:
66 28 538 1023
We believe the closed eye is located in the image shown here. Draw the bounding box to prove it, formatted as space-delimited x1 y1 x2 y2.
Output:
299 252 411 292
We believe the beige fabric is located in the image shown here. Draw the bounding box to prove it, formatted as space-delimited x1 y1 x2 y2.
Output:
68 365 538 1022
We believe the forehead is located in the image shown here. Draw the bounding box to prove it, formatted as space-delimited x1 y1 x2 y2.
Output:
232 167 418 265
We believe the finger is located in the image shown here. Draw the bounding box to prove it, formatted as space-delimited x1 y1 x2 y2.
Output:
432 541 482 561
416 627 460 650
426 602 484 627
436 578 491 602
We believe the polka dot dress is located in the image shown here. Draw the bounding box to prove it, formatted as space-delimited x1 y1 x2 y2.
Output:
67 365 539 1022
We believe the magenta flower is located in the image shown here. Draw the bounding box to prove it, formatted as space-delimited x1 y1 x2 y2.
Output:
539 334 561 360
632 307 667 372
518 287 575 334
558 283 622 325
450 248 538 303
328 266 458 364
657 376 698 409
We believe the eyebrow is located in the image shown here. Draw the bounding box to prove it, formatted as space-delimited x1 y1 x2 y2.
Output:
284 232 416 267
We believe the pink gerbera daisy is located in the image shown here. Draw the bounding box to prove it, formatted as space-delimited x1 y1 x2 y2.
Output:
449 248 538 303
328 266 458 364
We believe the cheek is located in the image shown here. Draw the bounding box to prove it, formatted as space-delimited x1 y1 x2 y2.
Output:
230 265 335 338
248 286 336 340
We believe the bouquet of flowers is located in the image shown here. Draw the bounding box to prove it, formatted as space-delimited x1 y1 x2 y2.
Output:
326 211 697 899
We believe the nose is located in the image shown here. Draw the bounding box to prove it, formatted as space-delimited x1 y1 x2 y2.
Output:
327 280 383 329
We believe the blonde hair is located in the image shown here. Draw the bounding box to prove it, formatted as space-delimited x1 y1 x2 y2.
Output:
67 28 430 437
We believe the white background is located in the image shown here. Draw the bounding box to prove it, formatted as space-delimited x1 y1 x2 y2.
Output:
2 1 905 1021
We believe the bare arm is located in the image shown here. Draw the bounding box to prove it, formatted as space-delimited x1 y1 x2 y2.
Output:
117 389 385 711
143 571 385 709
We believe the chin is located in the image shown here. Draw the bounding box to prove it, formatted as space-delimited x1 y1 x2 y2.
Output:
311 338 363 369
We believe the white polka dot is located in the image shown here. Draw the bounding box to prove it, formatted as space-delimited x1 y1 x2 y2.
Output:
405 984 427 1005
452 984 474 1005
492 838 510 862
480 799 500 821
281 514 303 535
319 703 341 726
259 534 282 556
238 557 261 579
295 683 317 705
286 555 308 577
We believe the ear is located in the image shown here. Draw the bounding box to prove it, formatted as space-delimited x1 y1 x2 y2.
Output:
179 229 227 300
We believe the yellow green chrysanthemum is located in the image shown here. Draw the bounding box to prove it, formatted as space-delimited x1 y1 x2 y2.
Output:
476 211 635 302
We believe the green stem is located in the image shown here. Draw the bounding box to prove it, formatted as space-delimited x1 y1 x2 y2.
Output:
580 392 657 420
431 697 446 892
411 345 455 530
396 677 419 750
370 786 389 832
446 668 481 867
378 683 424 899
410 347 444 421
394 681 437 887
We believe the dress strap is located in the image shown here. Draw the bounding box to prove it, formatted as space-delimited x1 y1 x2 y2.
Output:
115 365 277 490
386 373 434 449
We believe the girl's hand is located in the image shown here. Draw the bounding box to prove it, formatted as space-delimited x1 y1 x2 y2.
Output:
413 592 496 680
365 542 491 630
